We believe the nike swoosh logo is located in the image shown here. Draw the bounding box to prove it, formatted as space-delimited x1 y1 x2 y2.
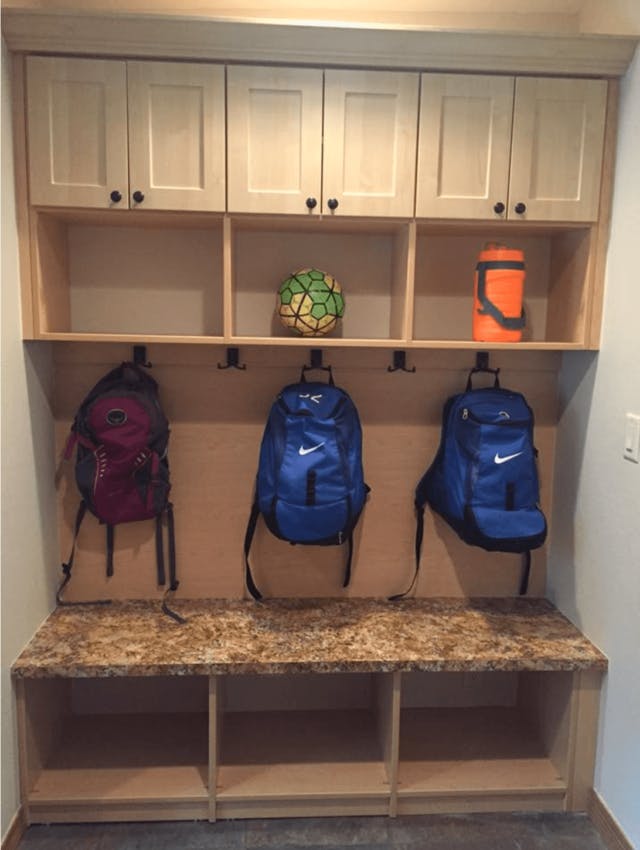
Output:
299 443 325 456
494 451 524 464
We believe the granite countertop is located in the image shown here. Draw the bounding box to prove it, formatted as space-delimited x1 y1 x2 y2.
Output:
11 597 607 679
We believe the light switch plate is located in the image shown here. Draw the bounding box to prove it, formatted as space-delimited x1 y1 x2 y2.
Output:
624 413 640 463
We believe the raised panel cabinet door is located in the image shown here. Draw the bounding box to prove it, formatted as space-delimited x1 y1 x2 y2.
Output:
323 70 419 218
415 74 514 219
508 77 608 222
127 62 225 212
226 66 323 215
26 57 128 209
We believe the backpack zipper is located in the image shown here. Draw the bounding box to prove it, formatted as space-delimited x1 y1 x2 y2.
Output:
462 408 529 426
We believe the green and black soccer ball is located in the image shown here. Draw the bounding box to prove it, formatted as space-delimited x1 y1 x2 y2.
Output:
277 268 345 337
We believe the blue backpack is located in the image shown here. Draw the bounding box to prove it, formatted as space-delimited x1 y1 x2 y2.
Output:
244 371 369 600
407 369 546 598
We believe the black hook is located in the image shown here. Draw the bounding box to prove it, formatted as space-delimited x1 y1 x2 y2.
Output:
217 347 246 370
301 349 334 384
133 345 152 368
388 350 416 373
466 351 500 390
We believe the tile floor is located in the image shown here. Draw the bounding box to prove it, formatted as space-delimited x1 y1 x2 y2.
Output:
16 813 609 849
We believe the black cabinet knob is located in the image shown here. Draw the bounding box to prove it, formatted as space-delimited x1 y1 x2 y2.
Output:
514 202 527 215
327 198 339 211
305 197 318 210
132 190 145 204
110 190 122 204
493 201 505 215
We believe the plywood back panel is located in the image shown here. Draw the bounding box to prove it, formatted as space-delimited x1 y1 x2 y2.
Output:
53 344 559 602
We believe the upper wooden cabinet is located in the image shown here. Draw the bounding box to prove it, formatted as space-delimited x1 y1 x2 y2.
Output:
26 57 226 212
416 74 608 222
227 66 419 217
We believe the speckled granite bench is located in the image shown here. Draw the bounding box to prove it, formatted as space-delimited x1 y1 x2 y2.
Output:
12 597 606 823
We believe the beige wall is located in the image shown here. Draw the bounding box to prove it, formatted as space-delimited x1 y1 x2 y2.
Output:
0 39 59 840
548 37 640 849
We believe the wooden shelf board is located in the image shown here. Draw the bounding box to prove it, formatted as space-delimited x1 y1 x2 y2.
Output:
217 709 388 799
30 713 208 803
29 332 588 349
397 706 566 795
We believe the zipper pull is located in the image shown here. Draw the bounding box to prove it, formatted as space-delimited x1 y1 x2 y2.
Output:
462 408 469 420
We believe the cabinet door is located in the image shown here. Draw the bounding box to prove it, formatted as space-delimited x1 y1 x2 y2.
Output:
323 70 419 217
26 57 128 209
508 77 608 222
226 66 323 215
127 62 225 212
415 74 514 220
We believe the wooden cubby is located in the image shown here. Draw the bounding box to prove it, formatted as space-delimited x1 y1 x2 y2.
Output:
396 671 575 814
228 216 412 346
214 672 396 818
31 209 225 341
15 661 602 823
412 222 593 348
17 676 210 822
27 209 597 350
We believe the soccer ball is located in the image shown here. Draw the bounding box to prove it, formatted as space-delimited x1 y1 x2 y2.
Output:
277 268 345 337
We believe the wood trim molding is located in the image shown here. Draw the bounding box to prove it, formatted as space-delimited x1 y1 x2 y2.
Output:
1 806 27 850
588 790 635 850
1 9 638 77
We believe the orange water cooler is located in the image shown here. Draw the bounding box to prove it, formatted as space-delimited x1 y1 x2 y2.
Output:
473 243 526 342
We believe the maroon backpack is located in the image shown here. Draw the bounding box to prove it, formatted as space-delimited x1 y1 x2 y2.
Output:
59 362 183 621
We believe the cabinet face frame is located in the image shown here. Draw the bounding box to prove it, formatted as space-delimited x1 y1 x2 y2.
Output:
226 65 323 216
26 56 129 210
127 61 226 213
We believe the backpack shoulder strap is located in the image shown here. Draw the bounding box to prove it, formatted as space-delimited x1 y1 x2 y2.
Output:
159 502 186 624
244 498 263 601
389 501 423 601
57 501 111 608
520 551 531 596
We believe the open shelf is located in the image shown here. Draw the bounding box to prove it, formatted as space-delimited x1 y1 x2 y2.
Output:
229 216 412 344
218 709 389 799
21 676 209 821
412 222 593 347
215 671 394 817
395 670 573 814
398 706 565 794
31 209 225 339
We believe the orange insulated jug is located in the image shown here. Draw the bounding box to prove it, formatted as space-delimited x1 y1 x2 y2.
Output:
473 243 525 342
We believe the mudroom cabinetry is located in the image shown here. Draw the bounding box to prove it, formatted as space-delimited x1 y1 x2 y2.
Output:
415 74 608 222
19 55 615 348
227 65 419 217
13 599 607 822
26 56 226 212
